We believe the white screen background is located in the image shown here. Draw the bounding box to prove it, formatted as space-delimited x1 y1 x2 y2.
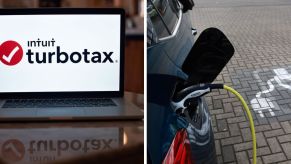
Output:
0 15 121 92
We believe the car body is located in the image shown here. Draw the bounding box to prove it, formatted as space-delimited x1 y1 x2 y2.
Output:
147 0 217 163
147 0 194 78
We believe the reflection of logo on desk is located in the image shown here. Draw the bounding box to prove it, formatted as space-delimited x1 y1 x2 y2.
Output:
1 139 25 162
28 139 116 156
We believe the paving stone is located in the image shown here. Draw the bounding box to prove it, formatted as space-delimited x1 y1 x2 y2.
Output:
248 146 271 158
281 121 291 134
255 125 272 132
250 157 264 164
234 141 253 151
213 99 223 109
258 118 270 125
207 105 214 110
217 155 223 164
281 105 291 115
264 129 285 138
223 103 233 113
216 112 235 120
277 99 291 105
241 128 252 141
234 106 245 117
221 136 243 146
222 145 236 162
212 126 218 133
267 137 282 153
278 135 291 143
223 76 232 83
262 153 287 164
217 119 228 132
278 161 291 164
205 96 213 104
256 132 267 147
215 140 221 155
236 151 250 164
223 98 240 104
281 142 291 159
270 121 281 129
219 89 228 95
278 115 291 122
210 109 224 115
239 121 250 128
213 94 229 100
232 101 244 107
227 116 246 124
229 123 241 136
211 115 217 127
214 131 230 139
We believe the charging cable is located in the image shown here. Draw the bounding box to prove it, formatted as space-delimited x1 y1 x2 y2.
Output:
223 85 256 164
171 84 257 164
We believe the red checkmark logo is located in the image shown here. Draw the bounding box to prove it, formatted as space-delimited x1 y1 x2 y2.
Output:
2 139 25 162
0 40 23 66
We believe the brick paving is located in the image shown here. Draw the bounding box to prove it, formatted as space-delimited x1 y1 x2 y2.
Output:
190 0 291 163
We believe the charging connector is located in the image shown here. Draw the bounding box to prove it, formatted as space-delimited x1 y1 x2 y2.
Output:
171 83 257 164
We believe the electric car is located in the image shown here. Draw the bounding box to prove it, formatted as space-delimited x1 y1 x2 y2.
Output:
147 0 234 163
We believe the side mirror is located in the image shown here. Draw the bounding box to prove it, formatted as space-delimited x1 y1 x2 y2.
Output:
182 27 235 85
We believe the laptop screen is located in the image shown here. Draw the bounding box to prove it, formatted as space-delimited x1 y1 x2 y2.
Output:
0 9 124 97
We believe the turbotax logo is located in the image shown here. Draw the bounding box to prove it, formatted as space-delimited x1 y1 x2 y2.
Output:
0 41 23 66
0 38 116 66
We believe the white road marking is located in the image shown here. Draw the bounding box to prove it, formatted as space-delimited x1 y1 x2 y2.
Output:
251 68 291 118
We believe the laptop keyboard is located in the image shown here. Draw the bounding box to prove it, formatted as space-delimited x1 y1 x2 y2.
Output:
2 98 116 108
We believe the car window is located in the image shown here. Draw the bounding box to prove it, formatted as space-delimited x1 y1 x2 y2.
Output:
148 0 180 38
147 17 158 46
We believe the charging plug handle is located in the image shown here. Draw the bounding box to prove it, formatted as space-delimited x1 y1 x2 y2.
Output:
171 83 223 114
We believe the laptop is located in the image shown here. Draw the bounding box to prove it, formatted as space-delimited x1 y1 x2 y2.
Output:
0 8 143 121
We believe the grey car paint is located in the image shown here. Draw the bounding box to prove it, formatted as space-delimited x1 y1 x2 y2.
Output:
147 2 194 79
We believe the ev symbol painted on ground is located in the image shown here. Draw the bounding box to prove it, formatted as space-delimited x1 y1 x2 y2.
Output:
1 139 25 162
251 68 291 118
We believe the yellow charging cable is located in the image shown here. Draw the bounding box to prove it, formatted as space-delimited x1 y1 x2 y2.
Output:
223 85 256 164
